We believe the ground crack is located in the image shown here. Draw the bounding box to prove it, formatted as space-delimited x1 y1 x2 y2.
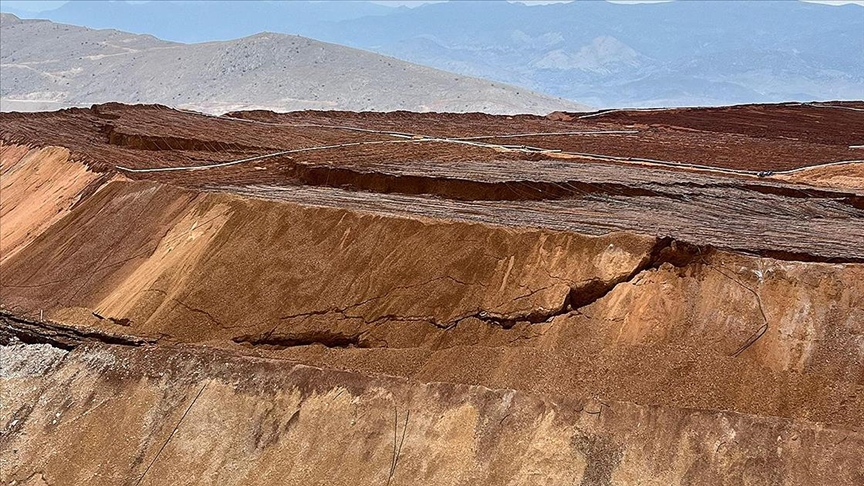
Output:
0 311 155 349
567 237 709 315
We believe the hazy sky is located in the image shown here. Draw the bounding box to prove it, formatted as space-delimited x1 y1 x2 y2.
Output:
3 0 862 13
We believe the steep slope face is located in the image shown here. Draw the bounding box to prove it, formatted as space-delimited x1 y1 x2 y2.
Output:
1 104 863 484
2 171 862 431
0 178 656 340
0 14 584 115
2 341 861 486
0 144 111 263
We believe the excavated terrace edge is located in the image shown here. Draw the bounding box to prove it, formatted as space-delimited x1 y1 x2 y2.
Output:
1 311 860 434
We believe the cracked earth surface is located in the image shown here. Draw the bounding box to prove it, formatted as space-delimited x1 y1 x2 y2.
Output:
1 102 863 485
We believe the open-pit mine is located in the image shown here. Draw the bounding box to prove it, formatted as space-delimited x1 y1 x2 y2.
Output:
1 101 863 485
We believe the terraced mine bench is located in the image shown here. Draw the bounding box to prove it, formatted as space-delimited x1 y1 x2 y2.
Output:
1 102 863 485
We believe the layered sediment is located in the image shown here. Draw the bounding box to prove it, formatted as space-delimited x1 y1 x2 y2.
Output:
1 102 862 484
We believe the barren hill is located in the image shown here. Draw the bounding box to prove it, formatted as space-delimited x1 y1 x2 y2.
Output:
10 0 861 107
1 102 863 484
0 13 584 114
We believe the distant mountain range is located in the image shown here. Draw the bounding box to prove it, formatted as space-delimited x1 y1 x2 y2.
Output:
3 0 862 108
0 13 583 114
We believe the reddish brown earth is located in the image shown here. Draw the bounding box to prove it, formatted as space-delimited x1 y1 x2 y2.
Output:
1 102 863 485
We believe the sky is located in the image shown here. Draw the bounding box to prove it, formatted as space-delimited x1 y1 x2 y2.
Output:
2 0 862 14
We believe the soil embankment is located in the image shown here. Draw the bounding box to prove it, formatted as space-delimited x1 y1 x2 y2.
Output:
2 338 861 486
0 144 108 263
1 103 863 484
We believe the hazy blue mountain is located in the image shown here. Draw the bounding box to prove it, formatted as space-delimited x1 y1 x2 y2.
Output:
6 0 863 107
1 13 582 114
25 0 393 43
302 0 863 107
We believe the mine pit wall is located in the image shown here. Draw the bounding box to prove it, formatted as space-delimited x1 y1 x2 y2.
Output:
0 143 111 263
1 152 861 370
0 177 661 338
2 342 862 486
2 142 864 482
582 255 864 379
1 146 863 417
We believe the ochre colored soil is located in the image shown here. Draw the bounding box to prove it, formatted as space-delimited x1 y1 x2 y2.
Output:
1 102 862 485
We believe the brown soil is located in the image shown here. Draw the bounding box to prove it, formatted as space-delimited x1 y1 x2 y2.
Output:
580 102 864 146
2 338 861 486
1 102 863 485
1 101 861 174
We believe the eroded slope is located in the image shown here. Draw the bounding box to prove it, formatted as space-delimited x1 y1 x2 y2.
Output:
2 339 861 486
1 103 863 484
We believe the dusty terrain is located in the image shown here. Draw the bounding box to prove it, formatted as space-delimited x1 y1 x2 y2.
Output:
0 13 584 115
1 101 863 485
